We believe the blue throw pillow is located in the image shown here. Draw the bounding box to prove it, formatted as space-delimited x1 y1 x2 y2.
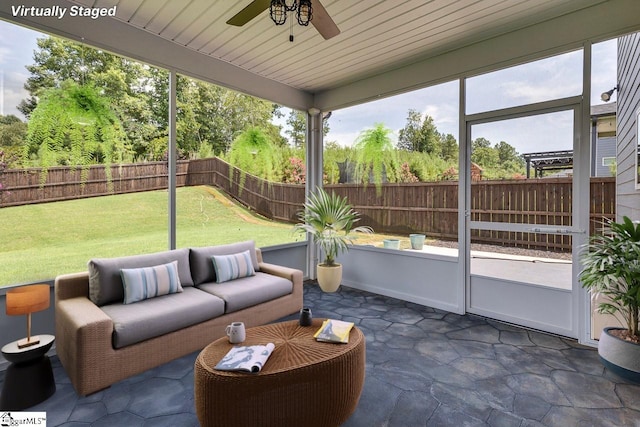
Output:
121 261 183 304
211 250 256 283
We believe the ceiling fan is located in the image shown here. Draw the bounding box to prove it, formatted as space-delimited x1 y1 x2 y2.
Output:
227 0 340 40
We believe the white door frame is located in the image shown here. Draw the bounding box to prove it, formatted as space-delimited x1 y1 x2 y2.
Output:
461 96 589 340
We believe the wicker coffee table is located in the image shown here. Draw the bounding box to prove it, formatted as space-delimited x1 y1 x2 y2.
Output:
194 319 365 427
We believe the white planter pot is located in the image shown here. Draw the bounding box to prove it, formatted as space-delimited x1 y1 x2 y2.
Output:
317 264 342 292
598 327 640 383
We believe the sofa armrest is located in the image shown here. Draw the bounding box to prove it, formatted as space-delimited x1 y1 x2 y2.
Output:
55 273 117 395
258 262 303 286
55 271 91 301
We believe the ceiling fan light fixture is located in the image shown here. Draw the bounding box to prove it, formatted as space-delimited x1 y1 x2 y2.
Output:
269 0 287 25
297 0 313 26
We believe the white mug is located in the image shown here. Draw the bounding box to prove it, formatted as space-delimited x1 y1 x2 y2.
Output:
225 322 246 344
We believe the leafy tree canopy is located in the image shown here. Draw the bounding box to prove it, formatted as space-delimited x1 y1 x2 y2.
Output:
397 109 458 162
471 137 524 179
18 36 285 163
0 115 27 165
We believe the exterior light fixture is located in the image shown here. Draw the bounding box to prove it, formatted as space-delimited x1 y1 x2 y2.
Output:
601 86 618 102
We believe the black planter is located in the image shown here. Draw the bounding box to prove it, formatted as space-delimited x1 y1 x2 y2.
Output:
598 327 640 383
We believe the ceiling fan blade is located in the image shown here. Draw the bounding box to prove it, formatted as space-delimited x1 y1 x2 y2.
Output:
311 0 340 40
226 0 271 26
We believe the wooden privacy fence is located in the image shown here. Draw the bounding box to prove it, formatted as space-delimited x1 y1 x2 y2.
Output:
187 158 614 251
0 157 615 251
326 178 614 251
0 161 190 207
185 158 305 223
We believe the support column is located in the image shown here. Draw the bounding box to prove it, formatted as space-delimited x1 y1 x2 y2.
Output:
577 42 592 344
306 108 323 279
168 70 177 250
458 78 468 315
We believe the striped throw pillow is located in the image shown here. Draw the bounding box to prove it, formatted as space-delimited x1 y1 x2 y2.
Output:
121 261 183 304
211 250 256 283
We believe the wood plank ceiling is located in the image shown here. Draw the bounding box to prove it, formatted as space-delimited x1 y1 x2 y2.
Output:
69 0 605 93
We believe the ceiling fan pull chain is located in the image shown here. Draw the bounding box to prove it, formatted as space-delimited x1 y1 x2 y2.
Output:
289 10 294 42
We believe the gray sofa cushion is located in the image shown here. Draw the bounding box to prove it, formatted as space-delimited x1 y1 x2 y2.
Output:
101 287 225 349
197 272 292 313
89 248 194 306
190 240 260 285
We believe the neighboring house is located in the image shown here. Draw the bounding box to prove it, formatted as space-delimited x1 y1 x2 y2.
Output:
591 102 617 177
521 103 617 178
616 32 640 219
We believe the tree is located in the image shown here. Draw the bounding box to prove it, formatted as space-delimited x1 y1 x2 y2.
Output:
397 109 422 151
18 36 152 129
286 110 306 148
419 115 442 156
495 140 520 164
440 133 458 162
397 109 443 155
0 115 27 165
285 110 330 148
24 81 128 185
471 137 498 168
471 137 492 151
470 138 525 178
19 35 285 162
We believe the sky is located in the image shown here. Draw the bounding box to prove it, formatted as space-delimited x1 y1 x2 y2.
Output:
322 40 617 155
0 19 618 156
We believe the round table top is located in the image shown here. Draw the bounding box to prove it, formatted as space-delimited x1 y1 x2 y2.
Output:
199 319 364 377
2 334 55 364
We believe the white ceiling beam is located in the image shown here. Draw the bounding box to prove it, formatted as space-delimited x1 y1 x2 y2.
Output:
314 0 640 111
0 0 314 111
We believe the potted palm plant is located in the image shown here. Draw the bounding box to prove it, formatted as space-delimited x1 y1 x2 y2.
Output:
580 216 640 382
294 187 372 292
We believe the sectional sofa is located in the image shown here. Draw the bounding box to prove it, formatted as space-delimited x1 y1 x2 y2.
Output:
54 240 303 396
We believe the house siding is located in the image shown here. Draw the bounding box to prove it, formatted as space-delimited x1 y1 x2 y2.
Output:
616 33 640 219
595 137 616 177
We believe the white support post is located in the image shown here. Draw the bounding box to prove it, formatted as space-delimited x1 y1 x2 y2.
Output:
458 78 469 315
306 108 323 279
168 70 177 250
577 42 593 345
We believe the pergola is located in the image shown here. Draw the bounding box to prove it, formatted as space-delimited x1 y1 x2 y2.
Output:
522 150 574 178
2 0 640 345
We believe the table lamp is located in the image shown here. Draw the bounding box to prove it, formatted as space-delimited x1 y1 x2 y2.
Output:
6 284 50 349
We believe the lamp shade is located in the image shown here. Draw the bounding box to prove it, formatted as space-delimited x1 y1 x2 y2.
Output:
6 284 50 316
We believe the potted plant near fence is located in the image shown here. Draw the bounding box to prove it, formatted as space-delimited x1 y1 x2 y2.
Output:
294 187 372 292
580 216 640 382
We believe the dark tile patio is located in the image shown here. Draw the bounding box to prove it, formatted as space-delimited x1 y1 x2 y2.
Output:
4 282 640 426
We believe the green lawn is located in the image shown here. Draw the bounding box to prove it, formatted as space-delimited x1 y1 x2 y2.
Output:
0 185 411 287
0 186 302 286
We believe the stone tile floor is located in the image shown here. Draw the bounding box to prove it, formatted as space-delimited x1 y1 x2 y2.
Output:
3 282 640 426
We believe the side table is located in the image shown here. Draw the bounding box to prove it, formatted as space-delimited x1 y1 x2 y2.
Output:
1 334 56 410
